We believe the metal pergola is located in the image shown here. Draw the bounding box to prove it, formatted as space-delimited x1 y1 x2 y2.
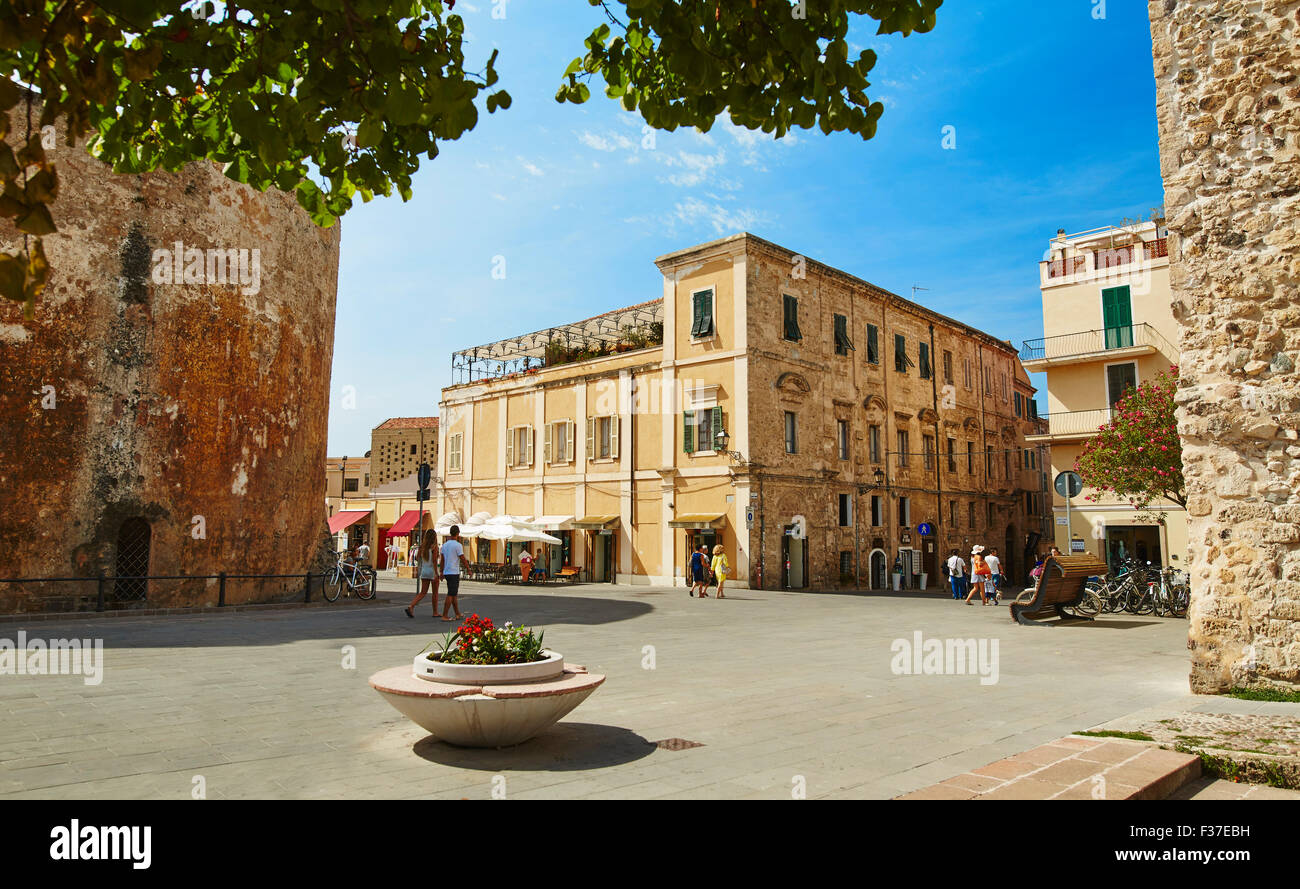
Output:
451 299 664 383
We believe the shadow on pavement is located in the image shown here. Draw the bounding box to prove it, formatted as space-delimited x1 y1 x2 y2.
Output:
412 722 656 771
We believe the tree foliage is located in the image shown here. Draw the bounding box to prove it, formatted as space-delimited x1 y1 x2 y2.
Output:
1076 368 1185 513
0 0 942 316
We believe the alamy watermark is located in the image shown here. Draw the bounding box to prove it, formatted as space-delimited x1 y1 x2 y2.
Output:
890 631 999 685
151 240 262 295
0 631 104 686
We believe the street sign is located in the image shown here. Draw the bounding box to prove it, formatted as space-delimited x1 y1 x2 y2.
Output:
417 462 431 490
746 509 754 524
1054 471 1083 499
917 522 933 537
790 515 806 540
1055 516 1068 526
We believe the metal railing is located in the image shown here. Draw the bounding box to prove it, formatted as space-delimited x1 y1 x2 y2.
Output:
1030 408 1114 438
1019 322 1176 363
0 570 339 615
1043 238 1168 278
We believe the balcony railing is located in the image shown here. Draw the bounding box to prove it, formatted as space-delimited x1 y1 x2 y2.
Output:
1029 408 1114 438
1019 322 1176 364
1043 238 1168 279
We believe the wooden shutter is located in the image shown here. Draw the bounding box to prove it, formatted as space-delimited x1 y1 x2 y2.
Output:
586 418 595 462
525 425 534 465
711 406 723 450
506 427 514 467
544 423 552 465
866 324 879 364
566 421 575 462
783 294 801 341
683 411 695 453
609 417 619 458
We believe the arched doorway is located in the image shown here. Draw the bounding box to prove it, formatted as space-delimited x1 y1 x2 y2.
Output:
114 517 151 602
869 549 887 591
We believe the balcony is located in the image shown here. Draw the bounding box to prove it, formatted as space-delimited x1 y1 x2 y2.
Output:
1041 237 1168 283
1024 408 1114 442
1019 322 1175 372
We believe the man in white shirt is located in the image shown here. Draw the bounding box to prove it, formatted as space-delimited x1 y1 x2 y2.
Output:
439 526 471 621
985 548 1003 603
357 541 371 566
946 550 967 601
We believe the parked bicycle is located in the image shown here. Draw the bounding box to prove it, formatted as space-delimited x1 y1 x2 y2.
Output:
1085 559 1187 618
323 555 376 602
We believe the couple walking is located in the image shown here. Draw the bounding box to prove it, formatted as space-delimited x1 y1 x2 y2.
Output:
946 545 1003 605
688 544 729 598
404 525 472 621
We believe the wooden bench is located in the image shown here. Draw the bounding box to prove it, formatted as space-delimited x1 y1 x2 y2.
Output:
557 566 581 584
1010 554 1109 626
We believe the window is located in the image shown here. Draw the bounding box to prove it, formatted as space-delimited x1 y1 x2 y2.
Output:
869 425 881 463
896 430 909 467
894 334 909 373
410 444 417 455
963 357 972 390
834 314 854 355
871 495 882 527
784 411 797 454
919 342 932 380
987 502 995 527
984 366 992 394
343 477 359 492
1004 449 1010 479
923 435 934 471
947 438 957 472
1029 398 1039 419
840 551 853 576
1026 492 1034 514
866 324 879 364
1107 363 1137 408
1102 285 1134 349
943 350 953 384
447 433 463 472
691 288 715 338
837 419 850 460
587 416 619 460
682 407 722 454
949 500 958 527
506 425 535 468
966 441 974 473
898 496 911 527
1001 372 1009 402
838 493 852 527
783 294 802 342
1014 391 1023 417
546 420 575 464
968 502 976 528
986 445 994 479
364 474 369 486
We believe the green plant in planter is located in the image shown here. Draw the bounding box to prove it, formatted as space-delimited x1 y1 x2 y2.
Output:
419 614 547 665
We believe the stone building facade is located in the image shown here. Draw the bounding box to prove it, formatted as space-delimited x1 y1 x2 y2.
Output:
1149 0 1300 690
370 416 439 487
0 117 340 612
437 233 1047 591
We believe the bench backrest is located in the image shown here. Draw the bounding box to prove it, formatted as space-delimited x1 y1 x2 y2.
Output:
1032 554 1109 605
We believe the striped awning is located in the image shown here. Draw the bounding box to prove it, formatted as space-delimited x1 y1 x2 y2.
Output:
668 513 726 530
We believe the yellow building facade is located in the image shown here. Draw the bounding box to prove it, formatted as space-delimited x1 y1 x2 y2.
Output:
438 234 1048 590
1024 219 1188 571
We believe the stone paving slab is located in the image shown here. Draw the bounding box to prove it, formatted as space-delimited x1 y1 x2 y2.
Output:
0 581 1231 799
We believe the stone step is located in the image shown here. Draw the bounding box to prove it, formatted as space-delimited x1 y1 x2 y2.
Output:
1167 777 1300 800
896 736 1201 800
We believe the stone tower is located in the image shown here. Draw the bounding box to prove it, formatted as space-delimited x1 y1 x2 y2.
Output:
1149 0 1300 691
0 117 340 611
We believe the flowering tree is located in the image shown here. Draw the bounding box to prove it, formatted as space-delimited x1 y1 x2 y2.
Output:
1076 368 1185 513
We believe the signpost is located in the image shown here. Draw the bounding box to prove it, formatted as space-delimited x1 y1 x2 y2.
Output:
415 462 431 595
1054 470 1083 554
916 522 933 537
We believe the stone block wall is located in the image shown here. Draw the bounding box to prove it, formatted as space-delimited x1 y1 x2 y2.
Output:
1149 0 1300 690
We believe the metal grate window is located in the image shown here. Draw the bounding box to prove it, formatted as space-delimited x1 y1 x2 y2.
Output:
113 517 151 602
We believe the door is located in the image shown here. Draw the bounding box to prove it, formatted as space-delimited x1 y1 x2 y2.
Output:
870 551 887 590
781 528 807 589
1102 286 1133 348
1107 362 1138 408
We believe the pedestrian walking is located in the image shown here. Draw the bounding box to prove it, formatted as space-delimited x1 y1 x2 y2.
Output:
688 544 709 597
405 533 441 618
966 545 992 605
985 547 1003 604
439 526 471 621
356 539 371 567
711 545 730 599
946 549 968 601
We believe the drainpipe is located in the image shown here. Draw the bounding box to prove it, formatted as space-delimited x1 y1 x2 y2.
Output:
977 342 989 537
929 323 942 576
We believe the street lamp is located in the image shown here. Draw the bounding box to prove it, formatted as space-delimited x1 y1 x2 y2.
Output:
857 467 886 494
714 428 749 465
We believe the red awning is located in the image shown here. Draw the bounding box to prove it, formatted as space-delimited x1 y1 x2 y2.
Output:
385 510 422 538
328 510 371 534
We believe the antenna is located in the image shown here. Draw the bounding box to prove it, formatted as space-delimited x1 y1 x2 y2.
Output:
911 285 930 301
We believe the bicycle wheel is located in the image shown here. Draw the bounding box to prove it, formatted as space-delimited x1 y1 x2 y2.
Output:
1170 585 1190 619
1072 589 1103 618
1132 588 1155 616
355 570 376 601
323 569 343 602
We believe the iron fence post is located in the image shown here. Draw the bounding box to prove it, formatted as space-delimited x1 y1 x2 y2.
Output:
96 571 105 612
218 571 226 607
304 572 311 603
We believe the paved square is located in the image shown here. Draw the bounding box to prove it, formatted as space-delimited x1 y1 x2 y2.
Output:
0 582 1261 799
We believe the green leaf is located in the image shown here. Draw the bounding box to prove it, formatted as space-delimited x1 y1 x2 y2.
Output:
355 118 383 148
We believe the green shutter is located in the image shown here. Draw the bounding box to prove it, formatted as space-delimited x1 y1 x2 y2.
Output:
783 294 801 341
919 343 931 378
691 293 704 337
683 410 695 453
866 325 878 364
1103 285 1133 348
691 290 713 338
895 334 907 372
711 406 723 449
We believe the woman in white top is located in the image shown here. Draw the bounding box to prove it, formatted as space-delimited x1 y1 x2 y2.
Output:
404 532 441 618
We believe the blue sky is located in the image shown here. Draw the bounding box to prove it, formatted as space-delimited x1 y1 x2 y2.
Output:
327 0 1165 455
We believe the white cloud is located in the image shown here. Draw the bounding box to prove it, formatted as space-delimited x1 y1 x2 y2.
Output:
674 197 768 236
519 157 544 177
576 129 636 152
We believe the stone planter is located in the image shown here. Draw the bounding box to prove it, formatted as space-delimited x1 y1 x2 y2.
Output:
413 649 565 686
371 658 604 748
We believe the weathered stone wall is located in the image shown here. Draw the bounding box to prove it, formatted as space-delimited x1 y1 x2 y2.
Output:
0 116 340 611
1149 0 1300 690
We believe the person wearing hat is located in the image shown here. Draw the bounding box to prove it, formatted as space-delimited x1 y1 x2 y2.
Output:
965 545 992 605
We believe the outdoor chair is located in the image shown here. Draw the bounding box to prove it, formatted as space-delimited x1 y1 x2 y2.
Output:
1010 554 1109 626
